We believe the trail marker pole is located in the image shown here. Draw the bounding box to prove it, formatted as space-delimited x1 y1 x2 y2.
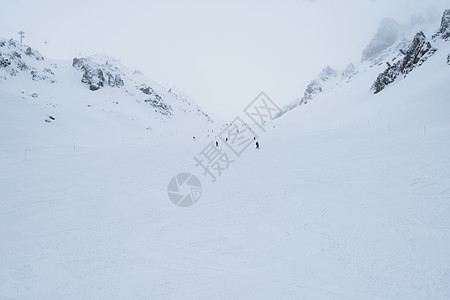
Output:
18 31 25 44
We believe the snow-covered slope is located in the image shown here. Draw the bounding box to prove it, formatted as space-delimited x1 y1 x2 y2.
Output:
277 9 450 118
0 10 449 300
0 38 213 148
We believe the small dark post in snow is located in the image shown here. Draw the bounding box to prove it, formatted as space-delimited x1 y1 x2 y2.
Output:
18 31 25 44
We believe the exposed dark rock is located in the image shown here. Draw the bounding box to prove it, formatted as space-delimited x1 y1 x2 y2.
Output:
30 69 56 83
371 31 436 94
400 32 436 74
43 68 54 75
138 84 154 95
11 51 21 59
371 63 399 94
8 39 18 47
17 60 28 70
144 98 172 116
73 57 124 91
25 47 44 60
447 54 450 65
106 73 122 87
0 39 54 82
83 68 104 91
432 9 450 41
0 56 11 68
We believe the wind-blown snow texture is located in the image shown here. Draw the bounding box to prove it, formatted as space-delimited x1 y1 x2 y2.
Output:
1 9 450 300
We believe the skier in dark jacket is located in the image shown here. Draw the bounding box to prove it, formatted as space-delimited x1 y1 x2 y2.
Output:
256 141 259 149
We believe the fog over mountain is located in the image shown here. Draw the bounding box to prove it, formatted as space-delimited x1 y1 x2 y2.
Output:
1 0 449 117
1 3 450 300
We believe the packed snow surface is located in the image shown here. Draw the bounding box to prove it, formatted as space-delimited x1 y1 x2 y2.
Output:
1 39 450 299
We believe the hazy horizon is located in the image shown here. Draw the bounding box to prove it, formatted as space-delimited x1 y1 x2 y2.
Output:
1 0 448 119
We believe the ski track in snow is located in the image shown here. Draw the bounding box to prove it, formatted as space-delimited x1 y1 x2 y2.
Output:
1 122 449 299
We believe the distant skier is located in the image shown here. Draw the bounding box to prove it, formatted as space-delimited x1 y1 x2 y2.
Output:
256 141 259 149
193 136 195 140
216 141 219 147
225 138 228 142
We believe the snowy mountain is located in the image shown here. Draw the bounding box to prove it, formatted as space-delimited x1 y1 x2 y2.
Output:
0 38 212 147
371 31 437 93
276 9 450 118
275 64 357 117
432 8 450 40
1 9 450 300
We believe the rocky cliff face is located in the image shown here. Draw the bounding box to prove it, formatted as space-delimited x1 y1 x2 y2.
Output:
432 9 450 41
275 9 450 119
71 55 175 116
0 38 56 83
370 9 450 94
1 38 212 124
371 31 437 94
72 57 124 91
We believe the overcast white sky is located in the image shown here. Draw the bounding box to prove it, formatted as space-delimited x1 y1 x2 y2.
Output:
1 0 448 118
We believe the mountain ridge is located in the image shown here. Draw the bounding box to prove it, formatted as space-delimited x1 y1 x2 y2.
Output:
276 9 449 119
0 38 213 146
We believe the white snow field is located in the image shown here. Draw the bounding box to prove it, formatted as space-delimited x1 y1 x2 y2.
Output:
1 39 450 299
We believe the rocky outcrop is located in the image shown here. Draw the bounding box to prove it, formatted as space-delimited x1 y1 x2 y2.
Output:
138 85 172 116
302 66 337 104
25 46 44 61
340 63 357 82
0 38 54 82
371 31 436 94
0 37 211 123
144 96 172 116
138 84 154 95
72 57 124 91
71 56 174 116
432 9 450 41
274 66 338 118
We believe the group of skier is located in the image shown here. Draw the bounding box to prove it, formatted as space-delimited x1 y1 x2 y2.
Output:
193 135 260 149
